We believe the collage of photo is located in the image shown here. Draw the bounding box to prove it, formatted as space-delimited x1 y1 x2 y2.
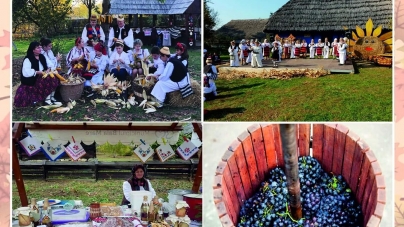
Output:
3 0 402 226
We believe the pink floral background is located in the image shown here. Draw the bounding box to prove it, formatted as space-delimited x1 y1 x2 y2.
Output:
396 0 404 224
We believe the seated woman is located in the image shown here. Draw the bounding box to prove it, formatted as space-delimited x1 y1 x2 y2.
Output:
147 47 190 107
109 39 130 81
204 75 217 101
14 41 61 107
122 165 158 206
147 46 165 79
66 37 90 75
128 39 150 78
82 42 108 86
40 37 61 71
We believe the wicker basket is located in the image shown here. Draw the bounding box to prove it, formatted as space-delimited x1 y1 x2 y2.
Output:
59 76 85 102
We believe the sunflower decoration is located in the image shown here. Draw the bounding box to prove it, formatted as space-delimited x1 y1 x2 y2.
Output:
348 18 392 60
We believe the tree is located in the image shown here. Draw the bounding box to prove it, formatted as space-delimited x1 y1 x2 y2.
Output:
12 0 73 37
280 124 302 220
203 0 219 47
77 0 100 22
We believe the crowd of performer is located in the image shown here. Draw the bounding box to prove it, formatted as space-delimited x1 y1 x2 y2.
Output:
14 14 193 108
224 36 349 68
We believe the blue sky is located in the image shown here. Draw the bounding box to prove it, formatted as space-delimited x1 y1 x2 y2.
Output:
208 0 289 28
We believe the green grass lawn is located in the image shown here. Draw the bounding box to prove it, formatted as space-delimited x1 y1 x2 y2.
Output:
204 64 392 121
12 178 194 209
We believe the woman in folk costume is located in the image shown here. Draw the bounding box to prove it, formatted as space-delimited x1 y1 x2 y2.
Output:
315 39 324 58
66 37 90 75
283 39 291 59
109 40 131 81
251 39 263 68
272 35 282 61
228 40 239 67
14 41 61 107
338 37 348 65
323 38 331 59
239 39 247 65
300 39 308 58
290 40 295 59
332 38 339 59
40 38 61 71
271 42 280 61
82 42 108 86
308 39 316 59
262 39 271 60
293 40 301 59
245 39 252 64
149 47 191 107
128 38 150 78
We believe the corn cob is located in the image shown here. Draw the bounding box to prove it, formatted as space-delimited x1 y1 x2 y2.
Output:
54 72 66 82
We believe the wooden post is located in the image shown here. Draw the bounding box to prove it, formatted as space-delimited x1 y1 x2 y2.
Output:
153 15 157 27
12 123 28 206
279 124 302 220
191 123 202 193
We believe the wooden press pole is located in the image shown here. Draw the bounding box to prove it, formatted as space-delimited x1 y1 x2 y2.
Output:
279 124 302 220
12 123 28 206
191 123 202 193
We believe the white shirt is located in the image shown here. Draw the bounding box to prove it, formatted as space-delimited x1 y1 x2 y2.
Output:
81 24 106 44
109 51 130 72
157 61 175 82
41 49 58 70
22 58 44 78
108 25 134 50
122 179 156 203
66 46 90 68
90 54 108 72
151 57 165 76
128 48 150 63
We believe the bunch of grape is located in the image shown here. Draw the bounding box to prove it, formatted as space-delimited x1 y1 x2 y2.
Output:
237 156 363 227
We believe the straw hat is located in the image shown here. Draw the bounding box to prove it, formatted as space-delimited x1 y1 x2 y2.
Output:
90 14 98 21
160 47 170 55
115 39 124 46
117 15 124 22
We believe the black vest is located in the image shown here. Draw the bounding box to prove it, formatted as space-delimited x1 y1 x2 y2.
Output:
112 25 131 52
203 65 212 74
168 58 187 82
121 177 150 205
20 55 48 86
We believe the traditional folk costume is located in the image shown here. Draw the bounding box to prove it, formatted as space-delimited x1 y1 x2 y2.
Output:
246 41 252 64
251 40 263 68
108 15 134 55
41 49 58 71
273 40 282 61
82 43 108 86
151 48 190 104
81 15 105 59
309 40 316 59
316 40 324 58
293 41 301 59
332 38 339 59
149 56 165 77
66 46 90 75
14 54 60 107
283 40 291 59
228 41 240 67
290 41 296 59
262 39 271 60
128 48 150 72
239 40 248 65
323 39 331 59
271 45 280 61
203 58 217 101
301 40 308 57
338 41 348 65
109 41 131 81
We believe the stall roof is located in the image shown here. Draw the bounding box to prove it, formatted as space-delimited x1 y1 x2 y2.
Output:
109 0 195 15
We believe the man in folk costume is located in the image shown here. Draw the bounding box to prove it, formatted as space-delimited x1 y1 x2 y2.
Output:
81 14 105 60
323 38 331 59
228 40 239 67
250 39 263 68
283 39 291 59
308 39 316 59
300 39 308 58
315 39 324 58
338 37 348 65
108 15 134 55
332 38 339 59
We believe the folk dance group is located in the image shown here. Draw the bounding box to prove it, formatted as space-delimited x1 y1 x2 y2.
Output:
228 37 349 68
14 15 192 108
